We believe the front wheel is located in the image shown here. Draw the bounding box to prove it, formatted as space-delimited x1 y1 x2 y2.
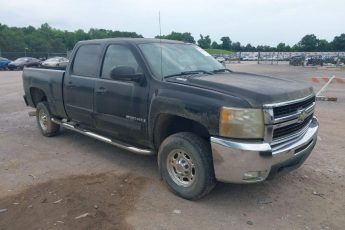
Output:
36 102 60 137
158 132 216 200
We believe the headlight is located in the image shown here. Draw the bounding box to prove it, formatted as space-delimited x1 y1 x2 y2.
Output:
219 107 264 139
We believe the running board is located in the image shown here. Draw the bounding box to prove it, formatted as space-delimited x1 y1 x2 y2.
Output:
51 118 155 155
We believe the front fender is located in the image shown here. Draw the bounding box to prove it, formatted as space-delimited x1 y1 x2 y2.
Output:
147 85 249 144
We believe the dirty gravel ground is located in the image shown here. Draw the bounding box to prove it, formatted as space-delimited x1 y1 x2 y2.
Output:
0 173 146 230
0 64 344 230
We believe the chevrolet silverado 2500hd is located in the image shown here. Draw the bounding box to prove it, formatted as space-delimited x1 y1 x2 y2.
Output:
22 38 319 200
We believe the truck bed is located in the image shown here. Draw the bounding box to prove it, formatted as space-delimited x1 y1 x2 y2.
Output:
22 67 67 118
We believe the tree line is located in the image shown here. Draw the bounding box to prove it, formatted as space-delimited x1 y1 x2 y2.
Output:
0 23 143 53
0 23 344 54
157 32 345 52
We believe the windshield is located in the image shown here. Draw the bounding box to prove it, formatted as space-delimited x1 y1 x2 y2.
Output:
138 43 223 79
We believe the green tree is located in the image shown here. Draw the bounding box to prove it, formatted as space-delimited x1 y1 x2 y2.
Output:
291 44 300 52
298 34 319 51
211 41 220 49
244 43 255 52
276 43 291 52
277 43 286 51
197 34 211 49
317 39 330 52
0 23 144 59
285 45 291 52
220 36 231 50
155 31 195 43
256 45 274 52
231 42 242 51
331 34 345 51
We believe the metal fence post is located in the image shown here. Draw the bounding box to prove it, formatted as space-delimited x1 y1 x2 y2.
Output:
258 52 260 64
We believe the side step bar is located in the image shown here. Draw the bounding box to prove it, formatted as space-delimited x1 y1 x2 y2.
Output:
51 118 155 155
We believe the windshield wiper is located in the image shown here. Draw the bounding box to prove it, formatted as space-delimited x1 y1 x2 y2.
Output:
212 68 232 73
164 70 213 79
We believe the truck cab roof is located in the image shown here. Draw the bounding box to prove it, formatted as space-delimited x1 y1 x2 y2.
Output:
77 38 186 45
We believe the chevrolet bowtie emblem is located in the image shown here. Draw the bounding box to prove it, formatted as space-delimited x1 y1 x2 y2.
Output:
297 108 308 123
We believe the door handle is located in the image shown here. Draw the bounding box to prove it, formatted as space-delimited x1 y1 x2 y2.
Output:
66 81 76 89
96 87 107 94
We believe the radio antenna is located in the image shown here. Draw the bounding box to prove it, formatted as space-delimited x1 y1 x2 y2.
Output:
159 11 163 79
159 11 162 38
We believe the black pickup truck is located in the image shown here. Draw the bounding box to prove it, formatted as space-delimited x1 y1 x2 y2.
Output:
22 38 319 200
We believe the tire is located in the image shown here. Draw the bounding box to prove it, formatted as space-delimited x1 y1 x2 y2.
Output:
158 132 216 200
36 102 60 137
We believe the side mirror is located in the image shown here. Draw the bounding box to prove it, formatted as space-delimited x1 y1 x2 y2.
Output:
110 66 143 82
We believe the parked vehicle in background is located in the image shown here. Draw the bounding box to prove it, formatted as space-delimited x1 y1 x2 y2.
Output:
229 54 240 61
216 56 225 63
8 57 41 70
322 55 338 65
41 57 69 69
339 56 345 64
289 55 305 66
0 57 11 70
306 55 323 66
22 38 319 200
242 55 258 61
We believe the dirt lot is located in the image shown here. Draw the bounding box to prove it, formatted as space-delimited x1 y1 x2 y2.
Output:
0 173 146 230
0 64 344 230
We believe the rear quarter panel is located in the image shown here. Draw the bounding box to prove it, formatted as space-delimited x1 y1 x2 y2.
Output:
22 68 67 118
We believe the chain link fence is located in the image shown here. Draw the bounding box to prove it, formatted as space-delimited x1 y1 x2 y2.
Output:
222 52 345 65
2 50 345 66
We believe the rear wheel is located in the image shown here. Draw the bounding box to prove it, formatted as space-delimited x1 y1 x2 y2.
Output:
158 132 216 200
36 102 60 137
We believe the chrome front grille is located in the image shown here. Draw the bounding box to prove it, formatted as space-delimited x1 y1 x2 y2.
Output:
273 114 313 139
273 96 315 118
263 95 316 144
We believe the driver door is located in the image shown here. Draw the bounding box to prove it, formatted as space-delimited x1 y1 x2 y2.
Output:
93 44 149 146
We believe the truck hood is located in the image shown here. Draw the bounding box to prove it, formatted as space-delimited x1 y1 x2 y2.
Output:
167 72 314 107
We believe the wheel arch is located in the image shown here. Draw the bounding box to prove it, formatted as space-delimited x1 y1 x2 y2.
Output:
153 113 211 150
30 87 47 107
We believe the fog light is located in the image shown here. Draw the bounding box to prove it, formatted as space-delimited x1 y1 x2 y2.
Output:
243 171 266 181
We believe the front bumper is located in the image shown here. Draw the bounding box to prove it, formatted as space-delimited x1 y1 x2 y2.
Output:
211 117 319 183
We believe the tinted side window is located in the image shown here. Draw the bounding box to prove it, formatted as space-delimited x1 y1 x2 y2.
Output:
72 44 102 77
101 45 142 79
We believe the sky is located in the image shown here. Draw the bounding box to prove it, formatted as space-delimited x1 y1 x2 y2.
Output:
0 0 344 46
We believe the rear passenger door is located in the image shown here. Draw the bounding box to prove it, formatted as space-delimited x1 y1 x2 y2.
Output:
93 43 149 146
64 44 102 125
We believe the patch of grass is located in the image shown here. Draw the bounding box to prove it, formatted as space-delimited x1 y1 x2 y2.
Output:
204 49 233 55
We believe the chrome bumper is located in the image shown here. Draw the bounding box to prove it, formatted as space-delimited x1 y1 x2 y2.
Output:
211 117 319 183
